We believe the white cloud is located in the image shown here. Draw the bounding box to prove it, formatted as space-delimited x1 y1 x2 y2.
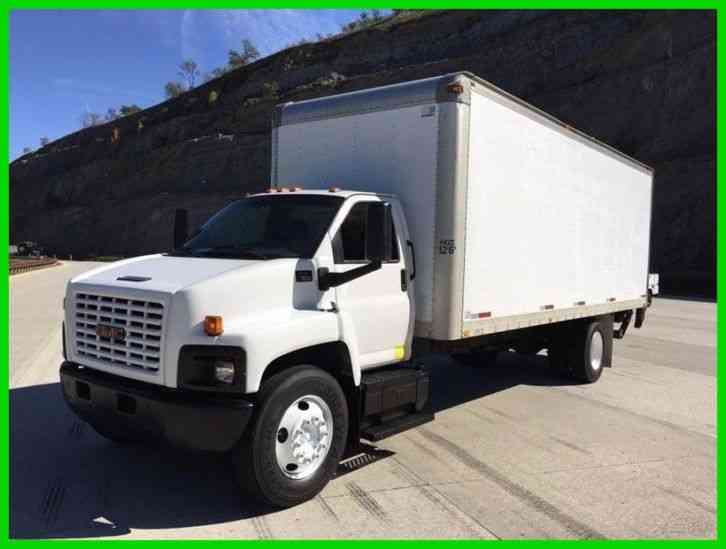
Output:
179 9 359 64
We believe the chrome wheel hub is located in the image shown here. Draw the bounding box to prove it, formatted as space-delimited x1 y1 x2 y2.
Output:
590 330 604 371
275 395 333 480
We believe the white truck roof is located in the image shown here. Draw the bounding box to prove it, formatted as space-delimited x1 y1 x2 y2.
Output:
273 71 654 176
250 189 391 199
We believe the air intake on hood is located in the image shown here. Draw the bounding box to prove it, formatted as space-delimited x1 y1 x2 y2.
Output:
117 276 151 282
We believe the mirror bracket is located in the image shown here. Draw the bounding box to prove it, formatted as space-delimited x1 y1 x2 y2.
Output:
317 261 382 292
173 208 189 250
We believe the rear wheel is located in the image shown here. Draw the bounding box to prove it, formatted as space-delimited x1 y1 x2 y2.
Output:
236 365 348 508
548 317 612 383
570 322 605 382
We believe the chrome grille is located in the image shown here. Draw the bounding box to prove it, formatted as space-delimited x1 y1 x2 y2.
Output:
73 292 164 372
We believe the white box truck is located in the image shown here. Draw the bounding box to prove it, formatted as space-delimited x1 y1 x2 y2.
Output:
60 72 658 507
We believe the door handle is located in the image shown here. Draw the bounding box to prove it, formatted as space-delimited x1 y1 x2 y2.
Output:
406 240 416 280
400 269 407 292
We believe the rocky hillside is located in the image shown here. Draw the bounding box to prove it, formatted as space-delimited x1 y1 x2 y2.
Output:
10 10 715 296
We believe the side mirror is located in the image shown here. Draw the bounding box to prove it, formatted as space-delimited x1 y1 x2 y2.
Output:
366 202 392 262
173 208 188 250
316 202 393 292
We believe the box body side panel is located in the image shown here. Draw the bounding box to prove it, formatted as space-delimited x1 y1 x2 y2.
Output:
462 90 653 328
275 104 440 323
429 101 470 340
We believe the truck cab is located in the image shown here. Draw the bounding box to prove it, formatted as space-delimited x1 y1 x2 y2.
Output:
61 189 429 507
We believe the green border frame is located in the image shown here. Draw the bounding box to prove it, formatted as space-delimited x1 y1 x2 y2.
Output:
3 5 720 542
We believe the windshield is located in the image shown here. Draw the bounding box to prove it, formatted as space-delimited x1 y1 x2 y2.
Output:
172 195 344 259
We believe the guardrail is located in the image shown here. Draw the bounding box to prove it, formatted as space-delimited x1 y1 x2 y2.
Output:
10 258 60 276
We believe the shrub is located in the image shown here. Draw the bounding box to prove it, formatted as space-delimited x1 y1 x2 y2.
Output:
164 81 186 99
80 112 102 128
119 104 142 116
228 39 260 68
262 81 279 99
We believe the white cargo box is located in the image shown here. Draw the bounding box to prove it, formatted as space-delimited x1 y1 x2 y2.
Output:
272 72 654 341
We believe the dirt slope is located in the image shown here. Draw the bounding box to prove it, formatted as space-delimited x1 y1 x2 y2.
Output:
10 10 715 295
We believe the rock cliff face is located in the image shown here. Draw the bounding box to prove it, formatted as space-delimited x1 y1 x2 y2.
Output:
10 10 715 296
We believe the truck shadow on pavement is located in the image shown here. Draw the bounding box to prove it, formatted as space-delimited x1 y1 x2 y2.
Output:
10 353 576 539
429 351 579 413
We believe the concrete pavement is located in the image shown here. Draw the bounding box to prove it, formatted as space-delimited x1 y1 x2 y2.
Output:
9 262 716 539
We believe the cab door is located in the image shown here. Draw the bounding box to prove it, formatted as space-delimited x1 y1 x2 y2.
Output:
331 197 411 369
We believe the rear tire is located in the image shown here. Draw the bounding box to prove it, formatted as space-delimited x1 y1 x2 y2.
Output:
548 317 612 383
236 365 348 508
571 321 606 383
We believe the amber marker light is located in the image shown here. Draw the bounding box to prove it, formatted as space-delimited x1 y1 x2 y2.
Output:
204 315 224 336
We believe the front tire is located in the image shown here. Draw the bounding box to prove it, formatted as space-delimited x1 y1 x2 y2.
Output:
236 365 348 508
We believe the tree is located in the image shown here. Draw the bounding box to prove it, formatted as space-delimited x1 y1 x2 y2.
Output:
40 136 50 147
341 10 384 33
119 104 142 116
104 107 118 122
203 67 228 83
228 39 260 68
164 81 186 99
287 37 310 48
81 112 102 128
177 59 199 89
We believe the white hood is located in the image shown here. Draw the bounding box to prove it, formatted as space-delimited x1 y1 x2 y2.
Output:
71 254 258 294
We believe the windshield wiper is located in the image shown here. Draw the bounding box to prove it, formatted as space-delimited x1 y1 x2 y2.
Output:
197 246 270 259
168 248 195 257
168 245 273 259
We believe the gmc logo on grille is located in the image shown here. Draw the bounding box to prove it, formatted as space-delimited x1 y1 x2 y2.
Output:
96 324 126 340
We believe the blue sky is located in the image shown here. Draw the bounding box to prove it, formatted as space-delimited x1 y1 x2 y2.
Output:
10 9 373 160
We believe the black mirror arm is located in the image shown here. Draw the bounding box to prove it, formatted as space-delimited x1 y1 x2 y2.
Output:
318 260 382 292
173 208 189 250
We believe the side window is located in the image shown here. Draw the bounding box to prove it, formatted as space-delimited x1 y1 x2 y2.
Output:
339 203 367 262
335 202 400 263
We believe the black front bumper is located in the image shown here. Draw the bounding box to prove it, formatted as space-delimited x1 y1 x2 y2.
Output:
60 362 254 452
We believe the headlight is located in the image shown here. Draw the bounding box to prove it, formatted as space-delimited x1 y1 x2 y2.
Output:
214 360 235 384
178 346 246 392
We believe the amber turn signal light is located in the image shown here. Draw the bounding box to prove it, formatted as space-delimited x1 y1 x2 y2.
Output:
204 315 224 336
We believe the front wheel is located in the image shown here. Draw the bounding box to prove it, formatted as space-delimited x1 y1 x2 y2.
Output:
236 365 348 508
